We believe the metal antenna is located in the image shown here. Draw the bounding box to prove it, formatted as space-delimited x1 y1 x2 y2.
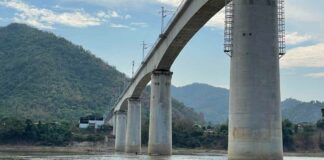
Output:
159 6 174 34
132 61 135 77
142 41 148 63
141 41 153 64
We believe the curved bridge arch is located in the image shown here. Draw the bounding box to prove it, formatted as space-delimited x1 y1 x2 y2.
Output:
113 0 227 112
111 0 284 158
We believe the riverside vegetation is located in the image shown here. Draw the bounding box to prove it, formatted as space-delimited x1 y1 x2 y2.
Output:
0 116 323 152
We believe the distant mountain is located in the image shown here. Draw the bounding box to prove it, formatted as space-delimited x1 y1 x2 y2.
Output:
0 23 204 124
281 99 324 123
172 83 229 124
172 83 324 124
281 98 302 111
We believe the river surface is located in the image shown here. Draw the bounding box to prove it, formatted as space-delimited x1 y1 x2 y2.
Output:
0 153 323 160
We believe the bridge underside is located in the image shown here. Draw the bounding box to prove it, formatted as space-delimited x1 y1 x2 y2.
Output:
113 0 226 112
110 0 283 159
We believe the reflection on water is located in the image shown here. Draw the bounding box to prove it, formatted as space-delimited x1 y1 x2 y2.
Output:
0 153 323 160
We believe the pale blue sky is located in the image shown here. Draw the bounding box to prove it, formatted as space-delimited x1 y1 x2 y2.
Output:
0 0 323 101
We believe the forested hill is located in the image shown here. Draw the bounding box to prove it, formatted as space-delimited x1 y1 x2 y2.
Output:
172 83 229 124
0 23 204 124
0 23 127 121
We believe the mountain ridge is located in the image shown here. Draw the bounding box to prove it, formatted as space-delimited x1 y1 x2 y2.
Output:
172 83 324 124
0 23 204 124
172 83 229 123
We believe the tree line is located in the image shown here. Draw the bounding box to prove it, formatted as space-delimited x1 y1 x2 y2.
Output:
0 117 72 145
282 118 324 151
0 116 323 152
0 117 113 146
142 118 324 151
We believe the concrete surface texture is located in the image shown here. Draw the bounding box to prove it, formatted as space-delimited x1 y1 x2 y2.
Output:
126 98 142 153
148 70 173 155
112 114 116 136
115 111 127 152
228 0 283 159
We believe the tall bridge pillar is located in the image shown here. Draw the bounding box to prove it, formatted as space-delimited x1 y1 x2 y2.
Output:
148 70 173 155
228 0 283 160
126 97 142 153
115 111 127 152
112 113 116 136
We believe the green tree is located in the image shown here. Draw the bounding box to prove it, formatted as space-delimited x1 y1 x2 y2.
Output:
23 119 37 141
282 119 295 150
316 119 324 130
317 119 324 150
0 117 24 143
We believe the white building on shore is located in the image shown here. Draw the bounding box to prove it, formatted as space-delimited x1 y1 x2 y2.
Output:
79 116 104 129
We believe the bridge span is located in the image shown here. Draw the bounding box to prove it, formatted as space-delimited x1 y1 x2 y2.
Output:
107 0 284 159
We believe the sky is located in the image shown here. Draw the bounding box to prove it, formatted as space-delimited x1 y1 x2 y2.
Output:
0 0 323 101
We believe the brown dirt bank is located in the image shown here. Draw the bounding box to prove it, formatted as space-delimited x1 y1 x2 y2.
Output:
0 143 114 154
0 145 323 157
172 148 324 157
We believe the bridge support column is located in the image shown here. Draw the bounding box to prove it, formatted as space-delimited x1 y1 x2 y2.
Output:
115 111 127 152
228 0 283 160
126 97 141 153
148 70 173 155
112 113 116 136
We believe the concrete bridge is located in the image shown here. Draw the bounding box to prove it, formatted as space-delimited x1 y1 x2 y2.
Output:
107 0 284 159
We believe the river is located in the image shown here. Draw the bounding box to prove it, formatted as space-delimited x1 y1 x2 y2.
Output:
0 153 323 160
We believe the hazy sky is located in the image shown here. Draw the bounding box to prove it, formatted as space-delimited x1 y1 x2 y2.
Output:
0 0 323 101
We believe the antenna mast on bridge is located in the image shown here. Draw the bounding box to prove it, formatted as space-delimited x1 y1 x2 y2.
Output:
142 41 148 63
159 6 174 34
141 41 150 64
132 60 135 78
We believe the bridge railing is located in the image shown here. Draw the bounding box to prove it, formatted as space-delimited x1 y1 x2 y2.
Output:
105 0 190 121
136 0 188 73
163 0 188 35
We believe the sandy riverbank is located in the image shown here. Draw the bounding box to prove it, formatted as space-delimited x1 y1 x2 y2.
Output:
0 143 114 154
0 144 323 157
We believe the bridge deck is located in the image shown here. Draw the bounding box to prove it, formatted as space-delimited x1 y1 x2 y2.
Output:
106 0 226 122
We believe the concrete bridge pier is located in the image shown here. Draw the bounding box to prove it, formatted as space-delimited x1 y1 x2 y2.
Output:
112 113 116 136
148 70 173 155
228 0 283 160
126 97 142 153
115 111 127 152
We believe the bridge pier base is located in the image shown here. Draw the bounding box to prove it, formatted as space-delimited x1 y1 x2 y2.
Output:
115 111 127 152
126 97 141 154
148 70 173 155
228 0 283 160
